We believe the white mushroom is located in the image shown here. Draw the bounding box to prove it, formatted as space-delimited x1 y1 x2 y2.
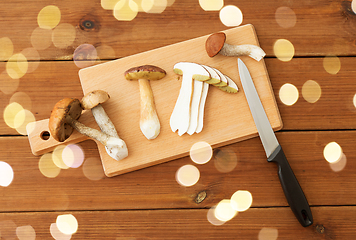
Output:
81 90 128 159
170 62 210 136
48 98 128 161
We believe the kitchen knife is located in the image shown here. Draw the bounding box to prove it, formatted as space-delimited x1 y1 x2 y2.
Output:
237 58 313 227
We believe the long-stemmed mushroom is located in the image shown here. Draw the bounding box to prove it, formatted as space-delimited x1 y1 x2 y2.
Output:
124 65 166 140
205 32 266 61
48 98 128 161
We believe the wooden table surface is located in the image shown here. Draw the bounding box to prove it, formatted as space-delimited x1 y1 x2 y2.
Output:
1 0 356 239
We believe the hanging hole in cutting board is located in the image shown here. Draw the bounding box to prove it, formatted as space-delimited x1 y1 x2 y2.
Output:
40 131 50 140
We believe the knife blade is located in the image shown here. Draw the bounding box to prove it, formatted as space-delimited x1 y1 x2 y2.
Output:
237 58 313 227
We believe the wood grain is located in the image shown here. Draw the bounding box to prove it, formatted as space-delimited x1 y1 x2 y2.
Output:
0 206 355 239
0 0 355 62
26 24 282 177
2 57 356 136
1 130 355 212
1 1 355 238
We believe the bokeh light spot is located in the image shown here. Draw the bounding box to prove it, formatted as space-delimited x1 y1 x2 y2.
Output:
167 0 175 6
353 94 356 108
16 225 36 240
10 92 32 111
142 0 167 13
0 161 14 187
62 144 85 168
352 0 356 14
56 214 78 235
37 5 61 29
329 153 347 172
21 48 40 73
6 53 28 79
273 39 295 62
50 223 72 240
207 205 225 226
279 83 299 106
199 0 223 11
190 141 212 164
52 23 76 49
39 153 61 178
230 190 253 212
0 37 14 61
0 71 19 94
31 27 52 50
175 164 200 187
219 5 243 27
214 199 237 222
323 142 342 163
53 145 70 169
15 109 36 135
73 44 98 68
258 227 279 240
83 157 105 181
323 56 341 75
4 102 24 129
96 45 116 59
101 0 120 10
113 0 139 20
275 6 296 28
302 80 321 103
0 220 17 239
213 148 238 173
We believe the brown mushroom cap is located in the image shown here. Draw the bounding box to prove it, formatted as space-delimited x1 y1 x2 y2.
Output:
124 65 166 81
205 32 226 57
49 98 82 142
81 90 110 110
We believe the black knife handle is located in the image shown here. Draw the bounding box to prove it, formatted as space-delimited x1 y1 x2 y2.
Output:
267 145 313 227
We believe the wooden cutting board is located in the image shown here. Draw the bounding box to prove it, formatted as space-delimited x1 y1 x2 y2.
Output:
27 24 282 177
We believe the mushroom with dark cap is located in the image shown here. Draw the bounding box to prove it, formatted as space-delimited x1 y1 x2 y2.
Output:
49 98 128 161
205 32 266 61
124 65 166 140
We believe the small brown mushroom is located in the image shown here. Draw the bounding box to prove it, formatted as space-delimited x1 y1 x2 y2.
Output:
49 98 128 161
124 65 166 140
205 32 266 61
81 90 119 138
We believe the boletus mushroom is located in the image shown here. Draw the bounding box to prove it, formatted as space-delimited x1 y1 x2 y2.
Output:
124 65 166 140
49 98 128 161
205 32 266 61
81 90 119 138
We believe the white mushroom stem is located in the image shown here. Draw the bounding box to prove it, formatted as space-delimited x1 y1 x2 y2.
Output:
219 43 266 61
139 79 160 140
91 104 119 138
65 114 128 161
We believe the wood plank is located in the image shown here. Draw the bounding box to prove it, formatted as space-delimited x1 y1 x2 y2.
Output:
0 206 354 239
0 0 355 61
0 130 355 212
2 57 356 136
267 57 356 130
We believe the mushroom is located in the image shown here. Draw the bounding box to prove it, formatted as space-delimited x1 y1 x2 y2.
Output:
49 98 128 161
81 90 119 138
205 32 266 61
197 65 239 93
170 62 211 136
124 65 166 140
